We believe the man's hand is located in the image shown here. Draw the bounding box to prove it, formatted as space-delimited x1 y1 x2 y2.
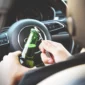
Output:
0 51 31 85
39 40 71 64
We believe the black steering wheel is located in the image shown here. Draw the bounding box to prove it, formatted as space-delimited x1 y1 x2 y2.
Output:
7 19 51 51
7 19 51 66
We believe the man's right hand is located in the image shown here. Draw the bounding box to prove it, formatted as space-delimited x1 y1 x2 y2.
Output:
39 40 71 65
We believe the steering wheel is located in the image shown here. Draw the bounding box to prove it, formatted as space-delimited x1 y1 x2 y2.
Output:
7 19 51 51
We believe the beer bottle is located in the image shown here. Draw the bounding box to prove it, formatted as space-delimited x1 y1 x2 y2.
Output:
20 28 39 68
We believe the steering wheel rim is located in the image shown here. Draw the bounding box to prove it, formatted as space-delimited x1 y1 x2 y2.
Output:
7 19 51 51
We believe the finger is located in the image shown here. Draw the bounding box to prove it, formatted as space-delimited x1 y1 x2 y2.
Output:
41 53 54 64
4 51 21 64
41 40 57 55
13 51 21 56
3 55 8 60
39 41 45 53
16 66 29 81
8 51 21 57
17 65 37 80
16 65 37 81
8 51 21 60
44 40 63 48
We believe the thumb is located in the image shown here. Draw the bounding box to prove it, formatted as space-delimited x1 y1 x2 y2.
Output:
20 66 36 75
17 66 36 81
20 66 29 74
41 53 54 64
41 40 57 55
16 66 30 81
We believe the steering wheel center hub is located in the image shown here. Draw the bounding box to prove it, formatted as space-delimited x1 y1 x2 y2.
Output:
18 25 46 49
18 26 33 49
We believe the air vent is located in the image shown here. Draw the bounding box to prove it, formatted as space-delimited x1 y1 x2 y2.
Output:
54 10 65 20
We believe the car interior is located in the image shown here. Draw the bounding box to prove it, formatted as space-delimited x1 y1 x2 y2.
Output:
0 0 75 60
0 0 85 85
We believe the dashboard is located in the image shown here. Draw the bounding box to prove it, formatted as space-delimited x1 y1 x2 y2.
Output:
16 6 54 21
5 0 65 26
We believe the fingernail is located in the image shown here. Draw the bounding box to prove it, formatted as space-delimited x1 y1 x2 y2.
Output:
48 59 53 64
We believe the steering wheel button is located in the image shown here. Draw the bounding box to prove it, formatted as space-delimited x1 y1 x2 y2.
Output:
0 33 9 46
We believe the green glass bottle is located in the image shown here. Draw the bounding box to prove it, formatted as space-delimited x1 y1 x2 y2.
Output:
20 28 39 68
